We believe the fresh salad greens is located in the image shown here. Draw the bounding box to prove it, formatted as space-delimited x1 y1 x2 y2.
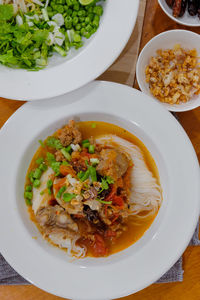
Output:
0 0 104 70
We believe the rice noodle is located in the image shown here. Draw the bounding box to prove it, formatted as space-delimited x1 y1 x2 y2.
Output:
49 233 85 258
96 135 162 218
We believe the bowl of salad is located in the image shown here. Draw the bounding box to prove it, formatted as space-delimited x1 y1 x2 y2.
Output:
0 0 139 100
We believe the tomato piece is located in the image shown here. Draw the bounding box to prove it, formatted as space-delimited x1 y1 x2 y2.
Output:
112 195 124 209
104 229 116 238
53 177 66 192
60 165 76 177
91 234 107 257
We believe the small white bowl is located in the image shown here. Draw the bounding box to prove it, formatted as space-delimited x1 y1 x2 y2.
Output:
136 30 200 112
158 0 200 27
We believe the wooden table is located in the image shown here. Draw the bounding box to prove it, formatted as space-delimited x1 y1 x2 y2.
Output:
0 0 200 299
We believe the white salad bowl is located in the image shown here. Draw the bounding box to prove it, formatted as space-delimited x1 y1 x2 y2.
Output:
136 30 200 112
158 0 200 27
0 0 139 101
0 81 199 299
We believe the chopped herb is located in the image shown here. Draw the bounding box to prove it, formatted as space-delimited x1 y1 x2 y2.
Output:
88 144 95 154
85 160 89 167
40 190 45 195
82 142 90 148
105 176 114 184
88 165 97 182
46 136 62 150
39 140 45 148
26 198 32 206
77 170 85 180
25 185 32 192
51 161 61 176
39 163 48 172
24 191 33 201
97 199 112 205
79 169 90 182
82 139 89 144
63 193 76 202
46 152 56 164
33 168 42 179
61 148 71 161
57 186 66 198
33 179 41 188
0 4 14 21
36 157 44 165
47 179 53 188
65 145 72 153
101 178 109 190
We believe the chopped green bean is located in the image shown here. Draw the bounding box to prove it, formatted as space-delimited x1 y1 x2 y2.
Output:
88 144 95 153
63 192 76 202
33 179 41 188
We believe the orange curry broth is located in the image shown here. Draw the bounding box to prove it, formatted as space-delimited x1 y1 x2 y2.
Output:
26 121 161 257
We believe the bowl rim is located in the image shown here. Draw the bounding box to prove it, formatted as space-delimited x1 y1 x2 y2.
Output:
0 81 200 299
158 0 200 27
136 29 200 112
0 0 139 101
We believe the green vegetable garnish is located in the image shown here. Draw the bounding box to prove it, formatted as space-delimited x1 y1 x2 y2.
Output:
24 191 33 201
25 198 32 206
101 178 109 190
79 169 90 182
33 168 42 179
82 142 90 148
88 144 95 154
47 179 53 188
61 148 71 161
0 4 14 21
63 193 76 202
39 163 48 172
88 165 97 182
46 152 56 164
47 179 53 194
77 170 85 180
25 185 32 192
82 139 89 144
33 179 41 188
46 137 62 150
97 199 112 205
105 176 114 184
36 157 44 165
65 145 72 153
51 161 61 176
40 190 45 195
57 186 66 198
98 176 114 194
39 140 45 148
0 0 104 70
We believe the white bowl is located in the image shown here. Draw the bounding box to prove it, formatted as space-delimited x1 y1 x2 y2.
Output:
136 30 200 112
158 0 200 27
0 0 139 101
0 81 200 299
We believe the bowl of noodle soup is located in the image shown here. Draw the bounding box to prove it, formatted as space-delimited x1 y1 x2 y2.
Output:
0 81 199 299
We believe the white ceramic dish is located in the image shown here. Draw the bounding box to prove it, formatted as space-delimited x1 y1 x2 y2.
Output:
136 30 200 112
158 0 200 26
0 81 200 300
0 0 139 101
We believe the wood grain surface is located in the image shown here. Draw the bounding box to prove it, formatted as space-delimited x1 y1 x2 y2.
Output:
0 0 200 299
